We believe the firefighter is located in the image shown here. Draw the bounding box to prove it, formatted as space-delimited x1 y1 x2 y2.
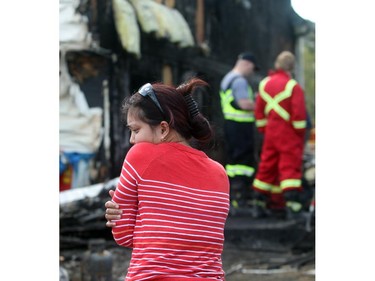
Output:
252 51 307 219
220 52 260 212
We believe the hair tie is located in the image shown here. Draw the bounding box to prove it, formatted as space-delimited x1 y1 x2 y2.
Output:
184 94 199 118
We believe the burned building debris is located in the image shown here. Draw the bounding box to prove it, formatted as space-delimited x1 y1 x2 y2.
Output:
59 0 314 187
59 1 315 279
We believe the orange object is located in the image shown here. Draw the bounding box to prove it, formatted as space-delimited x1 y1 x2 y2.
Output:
60 164 73 191
309 128 315 143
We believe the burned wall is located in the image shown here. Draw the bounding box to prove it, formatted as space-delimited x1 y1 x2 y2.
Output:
64 0 309 179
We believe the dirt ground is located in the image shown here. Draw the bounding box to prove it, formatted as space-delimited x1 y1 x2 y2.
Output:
220 242 314 281
60 238 315 281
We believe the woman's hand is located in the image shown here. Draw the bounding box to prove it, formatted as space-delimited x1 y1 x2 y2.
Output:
105 190 122 227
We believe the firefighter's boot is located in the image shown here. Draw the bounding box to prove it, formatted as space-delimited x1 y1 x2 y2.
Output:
284 189 304 220
251 191 271 218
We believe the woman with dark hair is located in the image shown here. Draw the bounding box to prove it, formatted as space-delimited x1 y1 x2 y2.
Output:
104 78 230 281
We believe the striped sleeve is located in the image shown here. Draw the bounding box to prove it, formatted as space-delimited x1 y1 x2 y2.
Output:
111 151 141 248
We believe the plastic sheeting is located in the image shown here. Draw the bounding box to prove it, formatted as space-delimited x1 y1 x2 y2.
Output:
169 8 195 48
59 0 103 190
129 0 159 34
59 0 92 50
112 0 141 57
130 0 194 48
59 177 119 205
59 51 103 154
112 0 195 56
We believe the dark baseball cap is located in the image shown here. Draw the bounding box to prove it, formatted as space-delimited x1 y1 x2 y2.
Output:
238 52 260 71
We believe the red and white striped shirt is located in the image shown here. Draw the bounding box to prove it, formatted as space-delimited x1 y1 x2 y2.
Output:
112 142 230 281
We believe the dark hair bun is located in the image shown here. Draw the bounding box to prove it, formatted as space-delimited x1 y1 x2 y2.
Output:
176 78 213 145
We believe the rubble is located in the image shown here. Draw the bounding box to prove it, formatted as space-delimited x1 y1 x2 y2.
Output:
60 175 314 280
60 178 118 249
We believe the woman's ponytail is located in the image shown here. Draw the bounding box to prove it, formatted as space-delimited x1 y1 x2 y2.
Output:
176 78 213 145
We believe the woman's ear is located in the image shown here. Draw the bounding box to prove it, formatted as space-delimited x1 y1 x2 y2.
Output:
160 121 170 140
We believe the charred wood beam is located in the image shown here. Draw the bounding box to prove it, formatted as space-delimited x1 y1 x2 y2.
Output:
139 38 231 79
187 56 231 77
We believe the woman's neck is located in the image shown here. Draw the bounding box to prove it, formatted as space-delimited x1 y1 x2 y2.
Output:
164 131 190 147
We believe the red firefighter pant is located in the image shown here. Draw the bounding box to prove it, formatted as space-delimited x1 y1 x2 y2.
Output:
253 131 304 204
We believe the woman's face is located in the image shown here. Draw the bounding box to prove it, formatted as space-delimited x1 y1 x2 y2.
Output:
126 109 161 145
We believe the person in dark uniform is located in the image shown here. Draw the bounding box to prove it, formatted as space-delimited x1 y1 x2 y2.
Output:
219 52 260 213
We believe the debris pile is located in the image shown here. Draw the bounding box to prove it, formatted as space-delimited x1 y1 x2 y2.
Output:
60 178 119 249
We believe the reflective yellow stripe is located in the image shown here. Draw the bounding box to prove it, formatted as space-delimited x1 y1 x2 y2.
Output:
253 199 267 208
231 200 239 208
223 112 255 121
256 119 267 127
286 201 302 212
280 179 301 190
259 78 297 121
271 185 282 194
264 94 290 119
226 164 255 178
253 179 279 192
220 86 255 123
292 120 306 129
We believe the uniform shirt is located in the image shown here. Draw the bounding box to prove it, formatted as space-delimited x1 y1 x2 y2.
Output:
112 142 230 281
220 71 250 102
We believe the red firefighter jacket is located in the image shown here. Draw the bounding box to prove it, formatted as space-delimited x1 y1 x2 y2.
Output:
255 69 307 139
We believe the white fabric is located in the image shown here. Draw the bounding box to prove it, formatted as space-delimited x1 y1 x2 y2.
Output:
147 1 194 47
127 0 194 48
59 111 103 153
170 9 195 47
112 0 141 57
59 0 92 49
129 0 159 34
59 52 103 154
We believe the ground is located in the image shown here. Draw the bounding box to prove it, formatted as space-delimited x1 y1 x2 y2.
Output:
60 234 315 281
